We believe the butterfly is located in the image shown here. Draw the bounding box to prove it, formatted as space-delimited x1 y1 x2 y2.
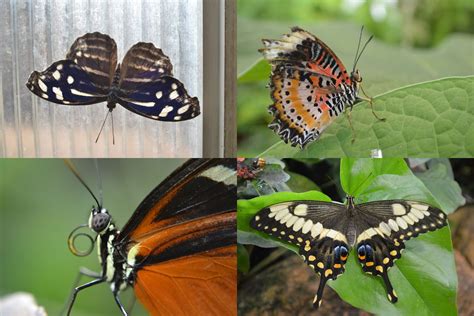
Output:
65 159 236 316
26 32 200 142
250 195 447 308
259 27 383 148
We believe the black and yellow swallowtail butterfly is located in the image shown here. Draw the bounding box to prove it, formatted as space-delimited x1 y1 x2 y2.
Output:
250 196 447 308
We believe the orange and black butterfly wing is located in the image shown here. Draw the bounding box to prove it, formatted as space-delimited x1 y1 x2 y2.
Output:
116 159 236 316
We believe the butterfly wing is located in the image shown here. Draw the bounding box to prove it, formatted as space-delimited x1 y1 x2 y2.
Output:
116 43 200 121
260 27 357 148
26 32 117 105
117 159 236 315
26 60 108 105
250 201 349 308
354 200 448 303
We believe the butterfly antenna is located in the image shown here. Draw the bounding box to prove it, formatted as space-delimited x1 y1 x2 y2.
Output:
352 26 364 72
353 34 373 72
93 159 103 208
64 159 101 209
111 110 115 145
95 110 110 143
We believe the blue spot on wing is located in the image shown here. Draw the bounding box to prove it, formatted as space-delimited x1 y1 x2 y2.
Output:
26 60 107 105
117 76 200 121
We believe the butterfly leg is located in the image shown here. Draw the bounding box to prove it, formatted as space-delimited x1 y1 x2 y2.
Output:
345 107 357 143
95 109 112 143
113 291 128 316
359 85 386 122
63 270 105 316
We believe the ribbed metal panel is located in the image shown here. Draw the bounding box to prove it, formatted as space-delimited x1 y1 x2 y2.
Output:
0 0 203 157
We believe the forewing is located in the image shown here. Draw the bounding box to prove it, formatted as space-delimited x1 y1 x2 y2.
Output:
260 27 351 85
118 159 236 243
250 201 349 308
66 32 117 93
26 60 108 105
354 200 448 303
116 77 200 121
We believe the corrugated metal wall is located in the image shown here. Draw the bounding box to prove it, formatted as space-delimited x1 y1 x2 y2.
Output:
0 0 203 157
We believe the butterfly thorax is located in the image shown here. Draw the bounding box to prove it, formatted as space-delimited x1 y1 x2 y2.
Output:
90 207 131 293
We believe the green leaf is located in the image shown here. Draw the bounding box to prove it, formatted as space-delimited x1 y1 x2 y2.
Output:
239 158 458 314
285 171 320 193
237 244 250 274
260 76 474 157
238 58 270 83
340 158 410 195
414 159 465 213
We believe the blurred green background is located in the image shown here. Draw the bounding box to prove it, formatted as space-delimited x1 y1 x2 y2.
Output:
0 159 185 316
237 0 474 156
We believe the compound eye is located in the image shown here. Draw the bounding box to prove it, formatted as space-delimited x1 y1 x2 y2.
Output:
92 212 111 232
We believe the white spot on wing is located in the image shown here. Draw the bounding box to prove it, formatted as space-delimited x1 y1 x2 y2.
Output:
159 105 173 117
38 79 47 92
275 209 289 221
52 87 63 100
41 93 48 99
67 76 74 84
392 203 406 216
302 220 313 234
285 216 298 228
388 219 399 231
132 101 156 107
177 105 190 115
52 70 61 80
270 204 289 213
311 222 323 238
173 115 181 120
396 217 408 229
171 83 178 90
156 91 163 99
293 218 305 232
293 204 308 216
56 64 63 70
169 90 179 100
71 89 94 97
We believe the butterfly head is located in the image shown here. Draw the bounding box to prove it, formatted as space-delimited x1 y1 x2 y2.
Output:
350 70 362 83
88 206 113 234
